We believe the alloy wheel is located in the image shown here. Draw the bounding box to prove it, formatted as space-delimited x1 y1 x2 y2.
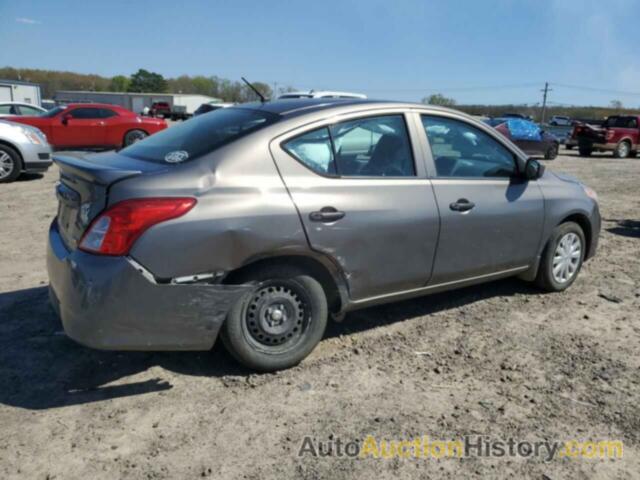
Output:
0 151 14 180
552 232 582 284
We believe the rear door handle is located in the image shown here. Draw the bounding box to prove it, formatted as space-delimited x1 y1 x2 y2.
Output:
449 198 475 212
309 207 346 222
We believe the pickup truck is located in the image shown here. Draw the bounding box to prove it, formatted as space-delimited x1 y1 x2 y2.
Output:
572 115 639 158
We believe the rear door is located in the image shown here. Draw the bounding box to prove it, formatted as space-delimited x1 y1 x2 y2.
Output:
419 113 544 284
52 107 106 147
271 111 440 301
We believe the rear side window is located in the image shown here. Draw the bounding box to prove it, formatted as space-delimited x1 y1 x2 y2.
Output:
284 128 336 174
121 108 279 163
70 108 102 119
99 108 118 118
283 114 415 178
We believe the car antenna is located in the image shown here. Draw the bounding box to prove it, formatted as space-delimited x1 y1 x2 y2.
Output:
241 77 267 103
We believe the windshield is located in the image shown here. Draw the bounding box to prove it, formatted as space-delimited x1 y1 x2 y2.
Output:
40 106 67 117
120 107 280 163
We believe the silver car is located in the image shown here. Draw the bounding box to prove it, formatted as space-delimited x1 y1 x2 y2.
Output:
47 99 600 371
0 120 52 183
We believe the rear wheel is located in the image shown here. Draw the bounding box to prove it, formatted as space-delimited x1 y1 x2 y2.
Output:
123 129 148 147
545 143 559 160
535 222 585 292
578 146 592 157
221 266 328 372
614 140 631 158
0 145 22 183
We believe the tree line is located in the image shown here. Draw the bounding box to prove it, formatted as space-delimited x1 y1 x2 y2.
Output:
423 93 640 122
0 67 281 103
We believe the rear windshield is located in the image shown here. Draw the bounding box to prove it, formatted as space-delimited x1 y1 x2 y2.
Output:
120 108 280 163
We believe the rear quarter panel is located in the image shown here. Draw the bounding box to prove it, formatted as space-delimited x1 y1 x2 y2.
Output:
110 136 309 280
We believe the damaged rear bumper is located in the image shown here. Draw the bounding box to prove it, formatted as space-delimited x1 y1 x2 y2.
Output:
47 221 250 351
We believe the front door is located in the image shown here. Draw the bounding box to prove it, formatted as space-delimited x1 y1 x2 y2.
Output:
52 107 106 147
271 112 440 301
420 114 544 284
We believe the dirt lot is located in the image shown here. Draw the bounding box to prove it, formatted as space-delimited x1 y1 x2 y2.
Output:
0 149 638 479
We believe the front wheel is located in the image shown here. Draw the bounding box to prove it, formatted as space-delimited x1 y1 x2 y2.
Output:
221 266 328 372
535 222 585 292
0 145 22 183
123 129 148 147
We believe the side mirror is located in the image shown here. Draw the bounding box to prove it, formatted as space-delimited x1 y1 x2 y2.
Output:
524 158 545 180
61 114 72 125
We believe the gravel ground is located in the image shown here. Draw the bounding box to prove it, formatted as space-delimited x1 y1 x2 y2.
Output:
0 148 638 479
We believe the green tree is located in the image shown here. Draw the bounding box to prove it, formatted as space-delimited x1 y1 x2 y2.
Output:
109 75 130 92
128 69 167 93
610 99 623 110
422 93 456 107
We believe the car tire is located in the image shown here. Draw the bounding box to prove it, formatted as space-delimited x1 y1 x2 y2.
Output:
0 144 22 184
578 147 592 157
630 150 638 158
221 265 328 372
123 129 148 147
545 143 559 160
535 222 585 292
614 140 631 158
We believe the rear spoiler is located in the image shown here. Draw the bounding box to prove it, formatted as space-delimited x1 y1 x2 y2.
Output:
53 154 142 185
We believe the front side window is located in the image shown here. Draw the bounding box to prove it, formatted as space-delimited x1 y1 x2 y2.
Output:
70 108 102 119
283 114 415 178
0 105 18 115
422 115 517 178
121 107 279 163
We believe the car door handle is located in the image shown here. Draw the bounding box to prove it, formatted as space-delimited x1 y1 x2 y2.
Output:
309 207 346 222
449 199 475 212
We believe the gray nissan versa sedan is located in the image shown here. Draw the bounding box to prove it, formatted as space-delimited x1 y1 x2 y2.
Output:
47 99 600 371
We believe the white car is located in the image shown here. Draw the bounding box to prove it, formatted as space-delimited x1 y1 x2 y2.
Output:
277 90 367 100
0 102 47 117
0 120 52 183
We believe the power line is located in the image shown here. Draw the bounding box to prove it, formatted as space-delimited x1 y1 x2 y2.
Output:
550 83 640 97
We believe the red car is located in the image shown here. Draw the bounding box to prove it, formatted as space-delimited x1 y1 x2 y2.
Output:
7 103 167 150
572 115 640 158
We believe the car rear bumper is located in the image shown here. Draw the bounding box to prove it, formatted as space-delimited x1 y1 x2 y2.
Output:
47 220 250 351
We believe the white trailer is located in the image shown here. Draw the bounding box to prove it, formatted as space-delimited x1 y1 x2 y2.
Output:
0 80 42 106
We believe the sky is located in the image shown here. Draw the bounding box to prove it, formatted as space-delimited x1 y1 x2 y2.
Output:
1 0 640 107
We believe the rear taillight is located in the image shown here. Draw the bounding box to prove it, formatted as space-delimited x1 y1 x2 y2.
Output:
79 197 196 256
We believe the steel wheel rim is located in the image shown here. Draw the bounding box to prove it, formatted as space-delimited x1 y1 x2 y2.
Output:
552 232 582 284
0 151 14 179
242 281 311 353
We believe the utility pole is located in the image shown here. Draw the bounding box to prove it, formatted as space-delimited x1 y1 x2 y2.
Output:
272 81 278 100
540 82 552 124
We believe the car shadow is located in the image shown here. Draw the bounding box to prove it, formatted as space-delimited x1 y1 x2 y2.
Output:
16 173 44 182
606 219 640 238
0 279 537 410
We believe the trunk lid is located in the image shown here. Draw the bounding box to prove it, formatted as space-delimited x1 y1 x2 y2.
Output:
54 152 169 250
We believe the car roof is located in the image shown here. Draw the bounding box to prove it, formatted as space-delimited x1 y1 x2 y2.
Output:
0 101 44 107
234 98 441 117
59 103 134 113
